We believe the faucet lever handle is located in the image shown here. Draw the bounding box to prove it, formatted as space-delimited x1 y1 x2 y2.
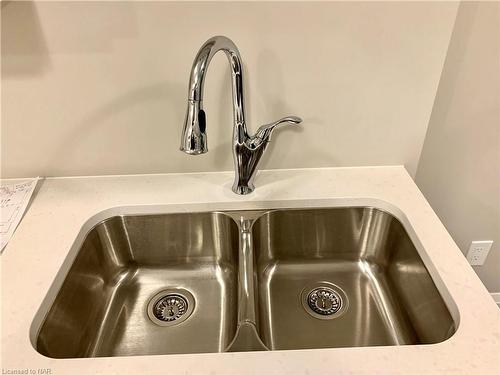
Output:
254 116 302 142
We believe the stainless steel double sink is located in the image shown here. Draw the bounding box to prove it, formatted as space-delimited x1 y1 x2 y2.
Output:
34 207 457 358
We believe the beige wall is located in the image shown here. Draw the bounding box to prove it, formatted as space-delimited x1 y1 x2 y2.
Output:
1 1 458 178
416 2 500 293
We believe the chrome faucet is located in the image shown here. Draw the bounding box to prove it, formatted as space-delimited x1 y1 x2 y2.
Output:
180 36 303 195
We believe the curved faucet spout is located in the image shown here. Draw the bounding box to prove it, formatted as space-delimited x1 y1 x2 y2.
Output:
180 36 302 195
180 36 247 155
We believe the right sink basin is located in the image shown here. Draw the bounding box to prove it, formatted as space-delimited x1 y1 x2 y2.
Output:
252 207 456 350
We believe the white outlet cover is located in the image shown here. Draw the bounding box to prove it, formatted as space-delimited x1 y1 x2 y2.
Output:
466 240 494 266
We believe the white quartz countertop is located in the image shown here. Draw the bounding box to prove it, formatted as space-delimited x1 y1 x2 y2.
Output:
1 167 499 375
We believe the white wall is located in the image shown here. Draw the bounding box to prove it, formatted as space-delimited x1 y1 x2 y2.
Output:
1 1 458 178
416 2 500 293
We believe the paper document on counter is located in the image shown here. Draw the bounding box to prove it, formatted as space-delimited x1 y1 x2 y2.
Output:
1 178 39 253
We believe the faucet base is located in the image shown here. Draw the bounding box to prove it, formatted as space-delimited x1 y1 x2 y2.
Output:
232 183 254 195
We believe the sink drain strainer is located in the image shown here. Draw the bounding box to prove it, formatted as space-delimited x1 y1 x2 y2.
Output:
153 295 188 321
301 282 348 320
147 289 195 327
307 288 342 315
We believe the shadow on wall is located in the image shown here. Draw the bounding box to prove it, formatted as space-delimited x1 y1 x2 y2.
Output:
254 48 328 170
255 48 305 170
1 1 51 77
206 53 233 171
46 80 186 173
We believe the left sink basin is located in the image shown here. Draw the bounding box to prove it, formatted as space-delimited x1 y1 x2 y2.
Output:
36 213 240 358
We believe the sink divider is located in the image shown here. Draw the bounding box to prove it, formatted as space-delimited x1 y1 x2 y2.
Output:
224 212 269 352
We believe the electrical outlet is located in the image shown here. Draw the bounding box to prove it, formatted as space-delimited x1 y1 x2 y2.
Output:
466 241 493 266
